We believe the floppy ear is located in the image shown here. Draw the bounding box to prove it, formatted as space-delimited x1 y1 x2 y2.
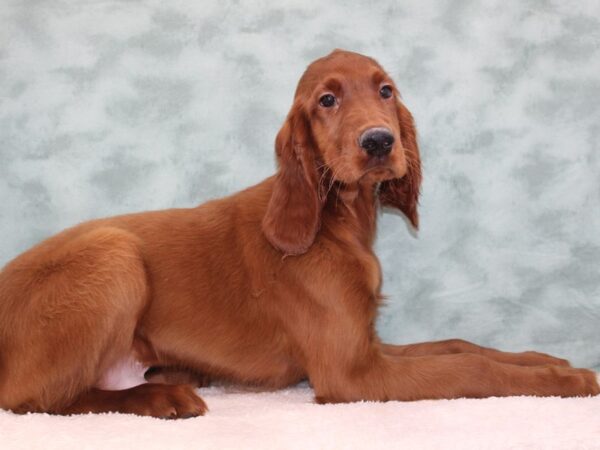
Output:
262 103 322 255
378 100 422 229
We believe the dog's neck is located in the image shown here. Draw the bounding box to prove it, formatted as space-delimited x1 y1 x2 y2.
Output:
321 179 379 250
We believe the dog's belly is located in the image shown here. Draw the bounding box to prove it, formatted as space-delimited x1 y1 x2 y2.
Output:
95 353 148 390
141 327 306 388
149 341 305 388
138 294 307 388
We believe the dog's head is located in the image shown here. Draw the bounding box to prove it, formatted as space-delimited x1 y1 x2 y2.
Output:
263 50 422 255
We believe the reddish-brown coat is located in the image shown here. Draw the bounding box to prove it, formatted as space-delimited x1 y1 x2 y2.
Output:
0 50 597 418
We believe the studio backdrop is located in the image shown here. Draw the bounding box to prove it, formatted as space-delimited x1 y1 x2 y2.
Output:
1 0 599 369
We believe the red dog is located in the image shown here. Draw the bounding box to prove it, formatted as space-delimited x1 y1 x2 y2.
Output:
0 50 597 418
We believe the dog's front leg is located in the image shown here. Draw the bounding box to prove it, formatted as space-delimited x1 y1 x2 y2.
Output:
381 341 571 367
302 325 599 403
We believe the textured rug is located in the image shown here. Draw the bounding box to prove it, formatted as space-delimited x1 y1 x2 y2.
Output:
2 383 600 450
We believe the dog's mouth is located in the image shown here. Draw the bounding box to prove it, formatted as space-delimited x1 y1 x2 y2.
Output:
360 166 397 183
359 154 399 182
365 154 391 170
322 148 399 185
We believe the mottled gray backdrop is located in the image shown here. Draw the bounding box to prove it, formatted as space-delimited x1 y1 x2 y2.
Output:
1 1 599 369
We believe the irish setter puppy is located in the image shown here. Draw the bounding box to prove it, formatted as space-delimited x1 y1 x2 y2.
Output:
0 50 597 418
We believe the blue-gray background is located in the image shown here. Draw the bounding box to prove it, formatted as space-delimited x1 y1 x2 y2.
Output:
2 1 599 369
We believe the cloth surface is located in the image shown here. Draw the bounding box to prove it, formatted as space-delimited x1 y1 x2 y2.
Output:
2 383 600 450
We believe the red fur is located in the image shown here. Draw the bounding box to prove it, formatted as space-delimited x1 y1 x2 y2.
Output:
0 50 597 418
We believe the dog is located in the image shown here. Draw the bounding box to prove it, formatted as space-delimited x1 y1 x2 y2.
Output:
0 50 598 418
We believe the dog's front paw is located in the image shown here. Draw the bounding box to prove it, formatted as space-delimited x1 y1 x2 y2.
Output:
520 351 571 367
575 369 600 395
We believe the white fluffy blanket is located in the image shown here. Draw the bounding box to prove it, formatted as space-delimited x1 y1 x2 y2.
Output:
2 382 600 450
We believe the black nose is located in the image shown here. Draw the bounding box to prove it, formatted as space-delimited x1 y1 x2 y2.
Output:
359 128 395 157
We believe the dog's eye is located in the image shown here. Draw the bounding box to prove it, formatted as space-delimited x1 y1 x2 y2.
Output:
379 85 393 99
319 94 336 108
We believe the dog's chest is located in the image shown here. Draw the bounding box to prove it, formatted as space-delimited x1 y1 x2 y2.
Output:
353 249 382 296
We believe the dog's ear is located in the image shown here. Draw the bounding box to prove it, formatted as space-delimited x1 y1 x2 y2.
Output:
262 102 322 255
378 99 422 229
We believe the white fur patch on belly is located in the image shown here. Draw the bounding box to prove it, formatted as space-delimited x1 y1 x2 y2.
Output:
95 353 149 391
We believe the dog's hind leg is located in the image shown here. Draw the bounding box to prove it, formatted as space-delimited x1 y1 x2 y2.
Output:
0 226 206 418
58 383 208 418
